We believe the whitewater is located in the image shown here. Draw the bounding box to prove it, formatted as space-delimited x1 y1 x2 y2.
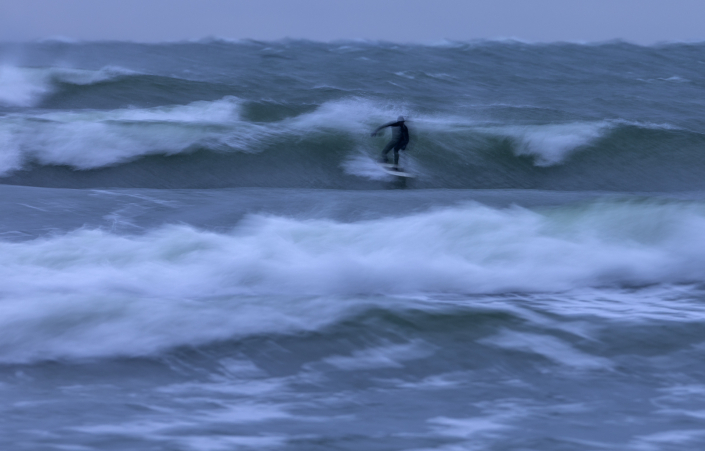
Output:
2 39 705 450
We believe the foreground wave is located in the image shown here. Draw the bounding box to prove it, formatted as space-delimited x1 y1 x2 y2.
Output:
2 198 705 362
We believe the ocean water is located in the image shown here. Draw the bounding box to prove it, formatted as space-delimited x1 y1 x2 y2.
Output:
2 39 705 450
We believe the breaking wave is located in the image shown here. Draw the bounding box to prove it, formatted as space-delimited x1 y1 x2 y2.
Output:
2 199 705 362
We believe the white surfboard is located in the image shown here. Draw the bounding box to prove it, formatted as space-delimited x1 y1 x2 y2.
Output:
380 163 415 178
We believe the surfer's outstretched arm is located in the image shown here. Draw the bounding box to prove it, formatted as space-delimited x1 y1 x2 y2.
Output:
371 121 402 136
371 123 391 136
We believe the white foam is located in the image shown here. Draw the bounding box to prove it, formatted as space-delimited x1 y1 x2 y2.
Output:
0 97 250 171
74 421 289 450
56 66 139 85
200 403 291 423
527 285 705 322
0 122 23 174
0 65 139 108
479 330 612 370
176 435 286 451
2 200 705 361
162 379 287 397
287 97 410 133
660 76 690 83
0 66 53 107
395 71 416 79
218 358 268 377
104 96 241 123
341 153 394 180
658 384 705 398
387 373 465 390
467 118 682 167
428 416 510 438
323 340 435 370
630 429 705 451
74 402 291 445
501 122 611 166
424 399 530 445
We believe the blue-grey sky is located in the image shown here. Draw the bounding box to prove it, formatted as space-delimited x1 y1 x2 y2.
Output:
2 0 704 44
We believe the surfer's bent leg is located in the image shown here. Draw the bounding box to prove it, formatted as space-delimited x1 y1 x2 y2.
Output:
392 142 406 166
380 141 396 163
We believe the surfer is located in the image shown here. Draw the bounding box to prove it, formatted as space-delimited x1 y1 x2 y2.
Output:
371 116 410 168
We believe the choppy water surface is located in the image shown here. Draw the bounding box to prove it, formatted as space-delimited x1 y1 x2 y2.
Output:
2 40 705 450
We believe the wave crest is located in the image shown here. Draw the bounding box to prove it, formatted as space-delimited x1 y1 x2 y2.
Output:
1 199 705 362
0 65 140 107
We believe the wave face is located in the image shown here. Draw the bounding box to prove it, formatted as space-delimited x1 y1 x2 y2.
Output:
2 40 705 190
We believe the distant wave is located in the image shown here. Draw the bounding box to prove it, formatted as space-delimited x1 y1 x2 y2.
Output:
0 65 142 107
0 96 702 190
0 96 246 173
0 96 401 174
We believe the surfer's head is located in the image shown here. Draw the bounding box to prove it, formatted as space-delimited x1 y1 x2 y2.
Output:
398 115 405 122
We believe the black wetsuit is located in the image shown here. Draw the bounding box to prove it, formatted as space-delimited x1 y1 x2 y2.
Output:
373 120 409 166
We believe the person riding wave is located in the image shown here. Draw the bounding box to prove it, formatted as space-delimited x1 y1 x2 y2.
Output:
371 116 410 168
